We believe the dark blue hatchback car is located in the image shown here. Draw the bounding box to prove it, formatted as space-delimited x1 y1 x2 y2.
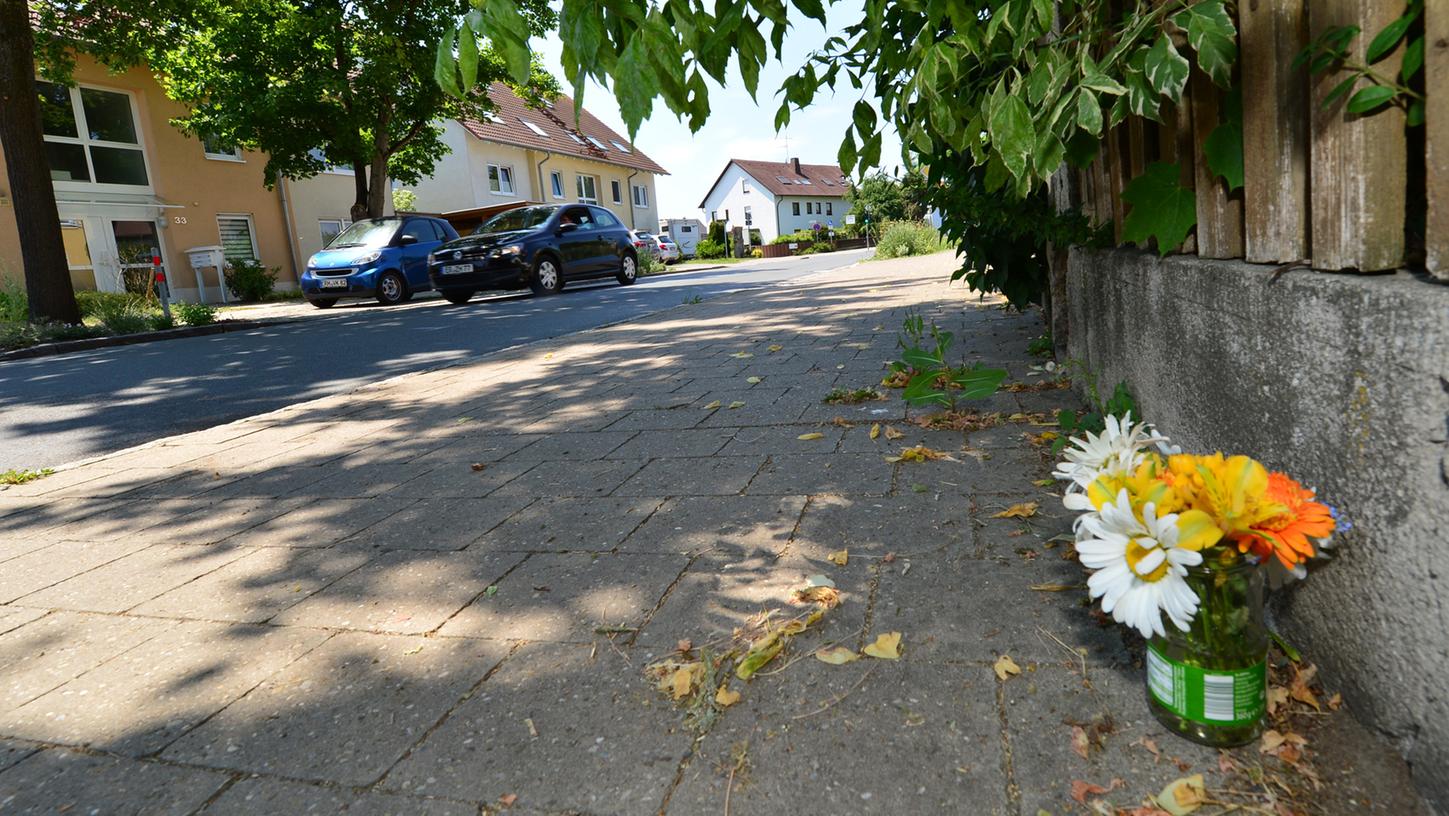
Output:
427 204 638 304
301 216 458 308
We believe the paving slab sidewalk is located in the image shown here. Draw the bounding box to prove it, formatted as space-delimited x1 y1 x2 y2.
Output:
0 252 1429 815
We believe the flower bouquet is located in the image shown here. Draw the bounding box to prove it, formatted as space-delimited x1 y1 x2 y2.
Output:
1054 415 1341 747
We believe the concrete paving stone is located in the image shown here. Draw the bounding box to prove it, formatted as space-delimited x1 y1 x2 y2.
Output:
42 467 182 499
0 537 50 564
202 777 479 816
601 408 708 432
971 498 1076 561
390 461 539 499
838 424 967 454
124 498 302 546
714 424 847 456
0 748 229 815
0 612 159 712
502 431 637 462
792 493 974 559
163 632 510 786
797 398 909 424
404 434 545 464
0 739 36 774
131 547 375 623
620 496 806 557
88 443 234 471
667 660 1010 816
0 606 46 637
693 386 791 407
122 468 245 498
4 620 330 755
516 409 635 435
37 500 190 542
0 498 124 540
383 643 689 815
218 497 416 548
437 552 687 642
283 463 436 499
0 467 123 498
604 427 737 459
196 465 336 499
694 400 812 428
870 555 1128 667
1008 388 1081 416
271 549 522 635
746 453 895 496
18 543 253 614
0 539 154 604
337 497 536 551
490 459 647 499
474 496 664 552
614 456 767 497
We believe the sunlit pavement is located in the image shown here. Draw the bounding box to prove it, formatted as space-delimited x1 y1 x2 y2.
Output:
0 251 1425 815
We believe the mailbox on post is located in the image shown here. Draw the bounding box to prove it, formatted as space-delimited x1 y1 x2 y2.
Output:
185 245 228 304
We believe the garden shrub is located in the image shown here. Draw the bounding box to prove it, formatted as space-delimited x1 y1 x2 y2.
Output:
695 239 727 259
175 301 218 326
875 221 946 259
92 295 155 334
637 252 665 275
76 291 150 320
225 259 279 302
0 280 27 322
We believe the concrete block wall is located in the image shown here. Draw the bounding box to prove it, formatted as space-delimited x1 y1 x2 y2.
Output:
1066 247 1449 811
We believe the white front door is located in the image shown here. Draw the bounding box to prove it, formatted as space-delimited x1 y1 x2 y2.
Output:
59 216 167 295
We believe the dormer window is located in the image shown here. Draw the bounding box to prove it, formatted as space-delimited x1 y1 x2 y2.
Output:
610 140 631 153
519 119 548 138
586 136 609 150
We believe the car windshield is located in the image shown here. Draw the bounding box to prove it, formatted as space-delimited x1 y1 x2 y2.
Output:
481 207 555 233
328 219 400 249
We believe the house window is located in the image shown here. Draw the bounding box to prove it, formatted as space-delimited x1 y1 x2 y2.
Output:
792 202 800 216
550 171 564 198
632 184 649 207
610 140 632 153
586 135 610 150
611 179 622 204
217 215 259 264
742 180 751 194
319 219 345 247
744 206 753 226
487 164 514 195
36 81 149 187
519 118 548 138
680 225 692 233
709 210 717 222
576 174 598 204
826 202 833 216
202 133 241 161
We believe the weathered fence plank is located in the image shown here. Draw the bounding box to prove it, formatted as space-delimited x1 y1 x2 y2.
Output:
1309 0 1406 271
1239 0 1309 263
1427 7 1449 279
1189 68 1244 258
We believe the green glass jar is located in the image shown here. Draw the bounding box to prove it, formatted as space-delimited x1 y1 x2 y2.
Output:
1145 552 1268 747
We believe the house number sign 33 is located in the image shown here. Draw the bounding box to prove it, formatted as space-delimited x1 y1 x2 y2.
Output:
173 216 188 224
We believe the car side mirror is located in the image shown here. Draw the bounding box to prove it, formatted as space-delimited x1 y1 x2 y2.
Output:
557 223 578 234
398 234 418 245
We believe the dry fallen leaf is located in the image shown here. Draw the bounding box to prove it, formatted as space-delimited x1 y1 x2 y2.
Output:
728 401 746 409
869 423 881 440
470 462 486 472
884 425 904 440
1267 685 1290 716
798 432 825 440
1133 736 1161 761
1032 478 1054 486
715 686 741 707
815 646 860 665
730 351 754 358
704 400 721 410
746 376 763 384
791 585 842 607
886 445 954 463
1029 583 1077 592
498 793 519 808
1155 774 1206 815
863 632 902 659
665 663 704 700
1290 663 1322 710
1327 692 1343 711
1071 725 1090 760
993 655 1021 680
767 344 783 352
992 502 1039 519
827 549 849 566
676 639 693 653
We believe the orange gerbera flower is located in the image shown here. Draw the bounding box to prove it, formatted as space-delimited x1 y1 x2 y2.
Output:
1235 472 1334 568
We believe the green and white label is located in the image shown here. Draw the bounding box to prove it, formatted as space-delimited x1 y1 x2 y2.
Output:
1146 642 1265 727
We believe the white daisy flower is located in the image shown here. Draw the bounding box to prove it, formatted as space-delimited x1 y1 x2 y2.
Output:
1076 489 1204 639
1052 412 1170 495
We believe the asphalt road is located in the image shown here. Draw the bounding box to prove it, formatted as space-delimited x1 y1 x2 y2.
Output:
0 249 874 470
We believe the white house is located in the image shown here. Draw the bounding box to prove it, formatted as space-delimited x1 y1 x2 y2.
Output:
697 158 849 243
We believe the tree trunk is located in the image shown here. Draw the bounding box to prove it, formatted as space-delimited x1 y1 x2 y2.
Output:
366 152 388 217
0 0 81 324
349 159 370 222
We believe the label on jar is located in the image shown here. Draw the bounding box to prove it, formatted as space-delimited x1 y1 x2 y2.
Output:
1147 642 1266 726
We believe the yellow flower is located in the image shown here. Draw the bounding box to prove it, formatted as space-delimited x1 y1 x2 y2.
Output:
1167 453 1283 539
1080 455 1185 516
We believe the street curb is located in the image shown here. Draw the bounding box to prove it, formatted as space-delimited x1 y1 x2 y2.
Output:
0 318 294 363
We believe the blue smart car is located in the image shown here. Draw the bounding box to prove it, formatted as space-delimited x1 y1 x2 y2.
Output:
300 216 459 308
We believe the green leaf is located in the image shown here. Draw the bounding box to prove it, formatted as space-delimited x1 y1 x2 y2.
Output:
481 0 533 84
1402 36 1424 80
435 27 462 97
1321 75 1358 108
1145 35 1189 101
838 131 858 175
988 94 1034 182
793 0 827 24
1033 131 1064 177
1366 13 1413 64
1082 72 1127 95
1175 0 1238 87
1064 130 1100 168
1345 84 1395 114
1076 89 1102 136
1202 120 1243 192
1120 162 1197 256
615 34 654 137
853 100 878 137
1408 100 1425 127
952 366 1008 399
457 25 479 91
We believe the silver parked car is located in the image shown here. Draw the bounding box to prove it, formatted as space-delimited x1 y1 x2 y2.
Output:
631 230 681 263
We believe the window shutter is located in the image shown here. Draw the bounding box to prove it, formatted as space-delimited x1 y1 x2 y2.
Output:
218 217 256 262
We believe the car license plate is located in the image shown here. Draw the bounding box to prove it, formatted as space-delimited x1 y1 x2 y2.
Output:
320 278 348 289
441 263 472 275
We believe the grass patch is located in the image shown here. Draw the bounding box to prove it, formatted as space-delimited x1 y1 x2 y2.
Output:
1 468 54 485
823 387 886 405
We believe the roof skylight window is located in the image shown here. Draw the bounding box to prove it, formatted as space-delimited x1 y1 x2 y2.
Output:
519 118 548 137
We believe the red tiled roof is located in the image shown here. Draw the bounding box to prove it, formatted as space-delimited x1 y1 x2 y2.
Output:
458 83 668 176
699 159 848 206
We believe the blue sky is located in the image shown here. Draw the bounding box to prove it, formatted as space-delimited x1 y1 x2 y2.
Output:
532 0 903 220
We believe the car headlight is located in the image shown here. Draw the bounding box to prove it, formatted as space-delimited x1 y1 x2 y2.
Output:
427 253 436 265
355 251 382 266
306 257 317 269
491 243 523 257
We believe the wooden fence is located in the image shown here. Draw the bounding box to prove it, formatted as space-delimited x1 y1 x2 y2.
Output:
1070 1 1446 280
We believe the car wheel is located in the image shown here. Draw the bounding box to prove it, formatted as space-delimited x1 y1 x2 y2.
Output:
310 298 337 309
376 271 407 305
530 257 563 295
616 253 638 286
443 290 474 305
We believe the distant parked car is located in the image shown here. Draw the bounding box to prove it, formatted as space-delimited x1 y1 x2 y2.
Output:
631 231 681 263
428 204 639 304
301 216 458 308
